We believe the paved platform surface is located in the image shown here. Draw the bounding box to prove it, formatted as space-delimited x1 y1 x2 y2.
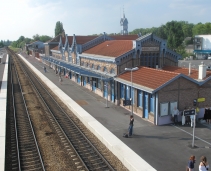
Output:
0 52 7 90
0 51 8 171
21 53 211 171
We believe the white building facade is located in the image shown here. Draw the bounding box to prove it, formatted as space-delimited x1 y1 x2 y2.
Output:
194 35 211 59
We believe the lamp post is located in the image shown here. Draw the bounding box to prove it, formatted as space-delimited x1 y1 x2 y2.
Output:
125 67 139 115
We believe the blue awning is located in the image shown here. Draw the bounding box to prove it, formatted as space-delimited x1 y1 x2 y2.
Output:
194 50 211 54
42 56 111 80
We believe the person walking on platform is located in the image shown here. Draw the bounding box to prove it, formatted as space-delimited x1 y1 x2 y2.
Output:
59 76 62 85
172 106 179 125
187 155 195 171
199 156 209 171
128 115 134 137
44 66 46 73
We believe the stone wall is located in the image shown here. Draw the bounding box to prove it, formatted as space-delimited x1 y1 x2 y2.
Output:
80 58 117 74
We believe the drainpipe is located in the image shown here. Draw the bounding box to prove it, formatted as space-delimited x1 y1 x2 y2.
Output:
156 93 158 125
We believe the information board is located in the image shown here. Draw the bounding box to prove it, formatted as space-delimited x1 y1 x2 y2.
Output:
160 102 169 116
184 109 195 116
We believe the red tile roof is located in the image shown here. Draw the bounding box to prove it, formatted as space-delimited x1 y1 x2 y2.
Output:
62 36 98 45
163 66 211 80
118 67 179 90
83 40 133 57
109 35 139 40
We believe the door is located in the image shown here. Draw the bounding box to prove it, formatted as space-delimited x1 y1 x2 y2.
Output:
92 80 96 92
77 75 80 83
83 76 86 86
144 92 148 118
69 71 72 79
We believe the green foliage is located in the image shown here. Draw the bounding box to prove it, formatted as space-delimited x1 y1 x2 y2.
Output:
165 21 184 50
39 35 52 42
33 34 40 41
55 21 64 37
175 44 195 59
32 34 51 42
0 42 4 48
0 40 12 46
192 22 211 36
9 46 21 53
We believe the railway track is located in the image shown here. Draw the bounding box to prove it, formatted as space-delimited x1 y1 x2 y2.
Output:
6 51 45 170
6 48 116 171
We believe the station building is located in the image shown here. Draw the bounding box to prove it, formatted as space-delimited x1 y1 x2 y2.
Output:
26 41 44 58
41 30 211 126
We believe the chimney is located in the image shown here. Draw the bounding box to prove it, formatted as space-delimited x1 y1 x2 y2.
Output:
188 63 191 75
198 62 207 80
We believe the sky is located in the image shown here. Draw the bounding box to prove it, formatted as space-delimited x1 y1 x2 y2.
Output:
0 0 211 41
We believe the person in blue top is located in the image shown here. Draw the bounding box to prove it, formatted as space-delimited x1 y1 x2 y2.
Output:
187 155 195 171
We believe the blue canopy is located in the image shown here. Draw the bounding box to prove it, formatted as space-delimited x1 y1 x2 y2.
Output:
42 56 111 80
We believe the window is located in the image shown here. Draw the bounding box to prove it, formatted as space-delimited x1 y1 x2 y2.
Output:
87 77 90 83
103 67 108 73
120 84 125 99
97 65 101 71
91 64 94 69
126 86 131 100
110 68 115 74
150 94 154 113
138 90 142 107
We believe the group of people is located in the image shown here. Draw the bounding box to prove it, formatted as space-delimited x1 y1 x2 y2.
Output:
187 155 209 171
172 107 195 127
204 107 211 124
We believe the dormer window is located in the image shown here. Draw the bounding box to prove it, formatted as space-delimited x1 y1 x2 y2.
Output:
103 67 108 73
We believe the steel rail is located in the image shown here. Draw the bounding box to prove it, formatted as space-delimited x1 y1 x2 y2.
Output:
17 52 115 171
10 56 21 171
8 49 45 171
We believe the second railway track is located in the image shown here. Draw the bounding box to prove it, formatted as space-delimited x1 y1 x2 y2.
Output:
6 49 125 170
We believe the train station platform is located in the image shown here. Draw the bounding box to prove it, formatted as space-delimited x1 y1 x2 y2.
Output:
0 52 8 171
19 53 211 171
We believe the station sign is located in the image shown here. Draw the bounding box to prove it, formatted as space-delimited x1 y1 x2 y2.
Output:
142 47 159 51
123 100 131 106
197 98 205 102
184 109 195 116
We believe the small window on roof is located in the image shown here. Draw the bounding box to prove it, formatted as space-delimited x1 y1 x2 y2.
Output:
91 64 94 69
97 65 101 70
103 67 108 73
110 68 115 74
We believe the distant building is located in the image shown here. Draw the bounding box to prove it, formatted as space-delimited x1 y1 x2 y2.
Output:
26 41 44 58
120 10 128 35
193 35 211 59
185 44 194 53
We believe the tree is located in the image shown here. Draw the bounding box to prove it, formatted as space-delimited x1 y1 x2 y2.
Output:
55 21 64 37
164 21 184 50
0 42 4 48
33 34 40 41
192 22 211 36
180 21 194 38
39 35 52 42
